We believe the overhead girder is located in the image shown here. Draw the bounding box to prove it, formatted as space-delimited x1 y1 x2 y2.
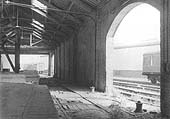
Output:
4 1 81 32
80 0 99 8
0 27 21 73
68 0 94 12
1 0 97 50
0 5 78 47
0 22 66 47
37 0 82 24
0 26 58 48
1 0 96 33
21 25 67 41
20 29 64 46
1 32 16 46
17 8 73 36
0 26 16 38
0 46 52 54
18 19 67 38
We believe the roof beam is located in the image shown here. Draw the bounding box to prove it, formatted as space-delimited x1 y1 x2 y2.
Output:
21 25 67 39
5 1 80 33
19 8 71 36
17 16 67 38
38 0 81 24
60 2 74 21
31 39 43 46
69 0 94 12
57 2 74 30
22 30 65 44
19 7 68 31
97 0 111 8
0 46 53 54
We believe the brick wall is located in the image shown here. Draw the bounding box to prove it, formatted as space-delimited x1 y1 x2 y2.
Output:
96 0 161 91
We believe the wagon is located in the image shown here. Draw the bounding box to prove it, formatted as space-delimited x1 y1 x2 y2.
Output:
142 52 160 84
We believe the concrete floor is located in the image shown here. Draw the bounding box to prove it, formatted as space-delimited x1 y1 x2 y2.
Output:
0 83 58 119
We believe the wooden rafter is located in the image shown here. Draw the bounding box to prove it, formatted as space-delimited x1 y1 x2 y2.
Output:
69 0 94 12
19 7 73 35
38 0 81 24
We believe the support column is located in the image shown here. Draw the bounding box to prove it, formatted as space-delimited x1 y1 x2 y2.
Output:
58 46 61 79
54 47 60 78
15 28 21 73
0 53 1 71
48 52 52 76
54 49 57 77
161 0 170 118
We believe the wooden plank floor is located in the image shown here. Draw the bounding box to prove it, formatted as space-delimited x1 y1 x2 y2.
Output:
49 84 161 119
0 82 58 119
49 85 114 119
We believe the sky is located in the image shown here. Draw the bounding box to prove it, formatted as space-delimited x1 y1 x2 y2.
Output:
113 3 160 47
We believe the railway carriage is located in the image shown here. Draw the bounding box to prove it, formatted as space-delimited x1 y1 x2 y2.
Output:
142 52 160 84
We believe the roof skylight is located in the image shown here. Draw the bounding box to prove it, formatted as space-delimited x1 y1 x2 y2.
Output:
32 19 44 28
31 19 45 32
31 0 47 17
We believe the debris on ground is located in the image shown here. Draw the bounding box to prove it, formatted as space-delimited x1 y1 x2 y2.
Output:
49 85 161 119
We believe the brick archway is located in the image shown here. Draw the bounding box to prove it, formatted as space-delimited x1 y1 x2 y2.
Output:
97 0 170 117
107 0 160 38
105 0 161 102
95 0 161 92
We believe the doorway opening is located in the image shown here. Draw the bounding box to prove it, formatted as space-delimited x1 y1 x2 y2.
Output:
106 3 160 112
1 54 54 77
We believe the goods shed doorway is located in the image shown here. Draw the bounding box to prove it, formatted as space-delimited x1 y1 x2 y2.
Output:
106 3 160 112
20 54 52 77
1 54 54 77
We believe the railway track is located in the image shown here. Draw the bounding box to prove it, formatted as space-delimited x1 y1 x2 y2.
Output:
113 78 160 107
50 85 113 119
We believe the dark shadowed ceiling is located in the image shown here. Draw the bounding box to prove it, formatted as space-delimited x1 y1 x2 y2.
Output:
0 0 110 53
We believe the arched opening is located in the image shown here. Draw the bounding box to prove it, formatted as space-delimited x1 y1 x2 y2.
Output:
106 3 160 111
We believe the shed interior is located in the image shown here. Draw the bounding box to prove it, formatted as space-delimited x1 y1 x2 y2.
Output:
0 0 170 119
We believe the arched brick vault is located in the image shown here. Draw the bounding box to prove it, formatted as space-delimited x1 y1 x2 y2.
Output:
96 0 170 117
95 0 161 91
102 0 161 37
107 1 160 38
